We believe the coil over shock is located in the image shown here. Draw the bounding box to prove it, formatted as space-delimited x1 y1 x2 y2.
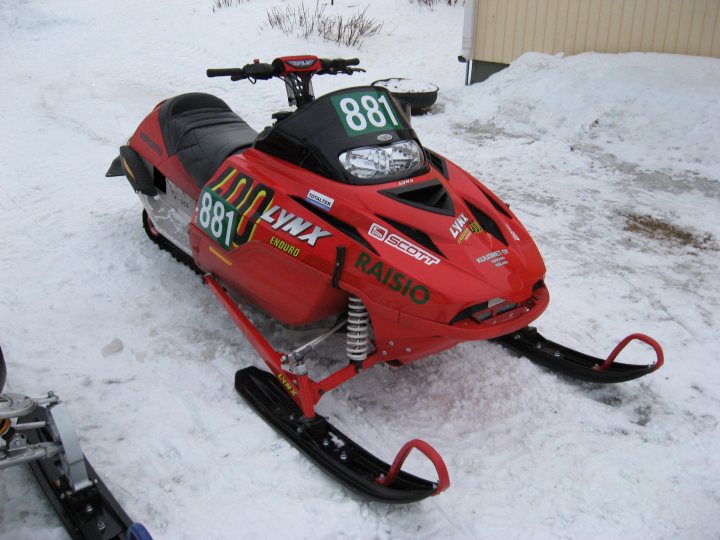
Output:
346 296 370 364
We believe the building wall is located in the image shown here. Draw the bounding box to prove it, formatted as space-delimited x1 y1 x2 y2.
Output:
472 0 720 65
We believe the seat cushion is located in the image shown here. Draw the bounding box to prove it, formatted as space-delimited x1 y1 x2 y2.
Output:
159 93 258 187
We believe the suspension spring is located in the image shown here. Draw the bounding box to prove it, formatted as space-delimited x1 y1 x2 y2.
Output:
346 296 370 363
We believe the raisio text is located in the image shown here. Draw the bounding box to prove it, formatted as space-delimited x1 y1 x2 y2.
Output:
355 252 430 305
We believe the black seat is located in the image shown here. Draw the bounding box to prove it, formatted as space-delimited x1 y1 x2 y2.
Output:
159 93 258 187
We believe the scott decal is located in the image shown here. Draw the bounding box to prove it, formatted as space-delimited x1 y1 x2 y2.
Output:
260 205 332 246
355 252 431 305
368 223 440 266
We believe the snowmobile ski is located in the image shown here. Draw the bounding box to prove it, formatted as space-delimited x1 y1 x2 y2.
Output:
18 405 147 540
494 327 664 383
235 366 449 504
1 346 152 540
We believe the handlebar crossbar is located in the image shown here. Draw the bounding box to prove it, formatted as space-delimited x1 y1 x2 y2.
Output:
206 56 364 108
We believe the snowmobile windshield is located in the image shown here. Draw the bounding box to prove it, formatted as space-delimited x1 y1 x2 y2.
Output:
254 86 428 185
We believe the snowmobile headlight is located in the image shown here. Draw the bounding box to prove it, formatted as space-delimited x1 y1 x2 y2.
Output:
339 140 423 179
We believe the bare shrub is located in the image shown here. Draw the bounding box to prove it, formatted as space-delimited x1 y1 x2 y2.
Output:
212 0 247 12
410 0 463 7
266 2 383 48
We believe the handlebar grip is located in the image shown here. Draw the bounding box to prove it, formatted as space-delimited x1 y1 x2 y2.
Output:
207 68 245 78
321 58 361 71
242 62 277 80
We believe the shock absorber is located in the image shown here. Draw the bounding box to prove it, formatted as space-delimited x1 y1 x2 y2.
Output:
346 296 370 367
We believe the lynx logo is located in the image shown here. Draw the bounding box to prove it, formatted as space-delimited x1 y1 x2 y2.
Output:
260 205 332 246
368 223 440 266
276 372 298 397
305 189 334 212
449 213 469 239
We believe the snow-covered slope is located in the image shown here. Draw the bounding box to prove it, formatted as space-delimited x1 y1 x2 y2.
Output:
1 1 719 539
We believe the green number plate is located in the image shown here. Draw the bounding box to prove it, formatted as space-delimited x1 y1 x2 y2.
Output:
331 90 405 137
196 188 239 250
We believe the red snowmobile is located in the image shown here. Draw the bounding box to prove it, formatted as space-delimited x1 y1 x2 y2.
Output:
107 56 664 503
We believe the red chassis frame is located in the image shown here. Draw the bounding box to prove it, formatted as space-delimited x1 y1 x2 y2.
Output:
204 274 450 493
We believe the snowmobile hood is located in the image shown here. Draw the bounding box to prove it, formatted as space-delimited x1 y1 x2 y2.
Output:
344 153 547 324
237 140 546 328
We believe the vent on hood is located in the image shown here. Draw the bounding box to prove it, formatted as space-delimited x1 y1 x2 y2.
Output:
291 196 378 254
479 188 513 219
425 149 448 180
377 215 446 259
465 200 507 245
380 179 454 216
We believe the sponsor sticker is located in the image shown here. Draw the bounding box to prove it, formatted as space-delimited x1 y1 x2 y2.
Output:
269 236 301 258
450 213 483 243
368 223 440 266
260 205 332 246
306 189 334 212
476 249 509 267
355 252 431 305
450 213 469 239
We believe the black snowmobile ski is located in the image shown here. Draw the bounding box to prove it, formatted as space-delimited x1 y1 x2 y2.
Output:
494 326 664 383
1 349 153 540
235 366 449 504
19 406 140 540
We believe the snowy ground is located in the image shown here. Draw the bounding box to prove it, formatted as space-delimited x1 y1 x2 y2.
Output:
1 1 719 539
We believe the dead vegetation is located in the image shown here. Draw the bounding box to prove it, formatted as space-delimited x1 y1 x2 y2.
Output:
266 2 383 48
622 212 716 250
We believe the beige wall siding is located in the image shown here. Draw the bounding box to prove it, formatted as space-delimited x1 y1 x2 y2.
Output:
472 0 720 63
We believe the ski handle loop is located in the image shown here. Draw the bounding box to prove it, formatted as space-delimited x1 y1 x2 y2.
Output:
376 439 450 495
593 333 665 372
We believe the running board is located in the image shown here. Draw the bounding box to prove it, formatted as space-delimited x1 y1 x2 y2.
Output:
493 327 664 383
235 366 449 504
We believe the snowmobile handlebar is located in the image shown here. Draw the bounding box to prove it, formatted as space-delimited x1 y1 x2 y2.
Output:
206 56 363 82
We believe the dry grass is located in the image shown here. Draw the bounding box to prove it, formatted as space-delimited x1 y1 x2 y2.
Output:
211 0 247 12
622 212 716 250
410 0 463 7
266 2 383 47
